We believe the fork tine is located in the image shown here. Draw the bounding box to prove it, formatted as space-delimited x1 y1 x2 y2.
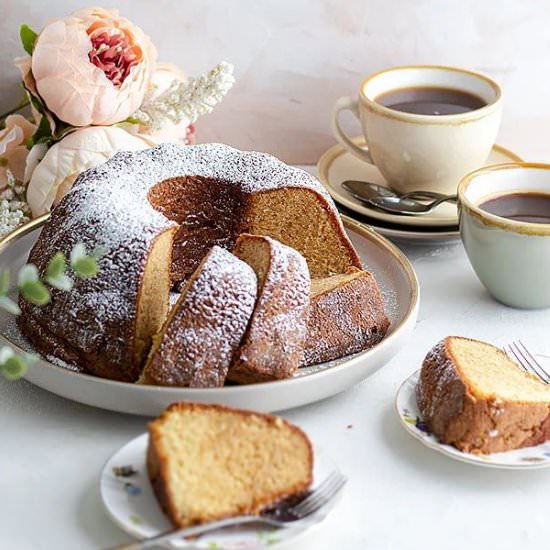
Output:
294 474 347 518
507 341 549 383
510 341 545 382
292 472 346 517
291 472 338 514
518 340 550 383
292 473 340 515
504 344 528 372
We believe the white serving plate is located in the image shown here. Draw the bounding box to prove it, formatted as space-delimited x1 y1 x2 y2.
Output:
396 370 550 469
101 433 341 548
0 215 419 415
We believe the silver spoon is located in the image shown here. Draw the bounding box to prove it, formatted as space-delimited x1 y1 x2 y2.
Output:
341 180 449 202
367 194 457 216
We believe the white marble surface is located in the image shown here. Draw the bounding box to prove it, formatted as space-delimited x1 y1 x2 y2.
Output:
3 164 550 549
2 0 550 162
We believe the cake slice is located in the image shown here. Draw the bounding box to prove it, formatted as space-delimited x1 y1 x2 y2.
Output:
417 336 550 454
139 246 257 387
227 234 310 383
301 268 389 366
147 402 314 527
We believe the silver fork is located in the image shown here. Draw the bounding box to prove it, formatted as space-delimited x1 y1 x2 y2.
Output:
105 471 347 550
503 340 550 383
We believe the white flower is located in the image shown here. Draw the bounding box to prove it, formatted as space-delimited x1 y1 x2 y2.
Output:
123 63 192 144
27 126 150 217
133 61 235 130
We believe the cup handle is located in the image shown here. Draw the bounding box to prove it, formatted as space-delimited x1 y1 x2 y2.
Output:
331 96 374 164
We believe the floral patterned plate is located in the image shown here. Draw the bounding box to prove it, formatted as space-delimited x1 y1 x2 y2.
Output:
100 433 341 548
396 370 550 469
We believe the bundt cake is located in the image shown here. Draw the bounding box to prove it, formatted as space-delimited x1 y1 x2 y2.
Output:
301 268 389 366
227 234 310 384
417 336 550 454
147 402 313 527
139 246 257 387
19 143 361 382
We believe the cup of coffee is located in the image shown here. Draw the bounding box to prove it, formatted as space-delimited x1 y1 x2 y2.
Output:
458 163 550 309
332 65 503 195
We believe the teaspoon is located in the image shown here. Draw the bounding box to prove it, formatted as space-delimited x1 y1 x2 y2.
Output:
341 180 449 202
367 194 457 216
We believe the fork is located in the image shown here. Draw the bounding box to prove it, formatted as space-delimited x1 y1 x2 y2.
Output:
503 340 550 383
105 470 347 550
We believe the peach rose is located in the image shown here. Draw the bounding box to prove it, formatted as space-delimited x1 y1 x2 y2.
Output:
0 115 37 189
27 126 150 216
31 7 157 127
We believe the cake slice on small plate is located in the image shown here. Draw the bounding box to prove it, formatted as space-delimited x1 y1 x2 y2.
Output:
147 402 313 527
416 336 550 454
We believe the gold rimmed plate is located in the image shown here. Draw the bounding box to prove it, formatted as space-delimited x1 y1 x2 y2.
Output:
0 216 419 415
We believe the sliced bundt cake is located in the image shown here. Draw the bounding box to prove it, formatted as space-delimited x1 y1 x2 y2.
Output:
301 268 389 366
19 143 361 381
417 336 550 454
139 246 257 387
147 402 313 527
227 234 310 384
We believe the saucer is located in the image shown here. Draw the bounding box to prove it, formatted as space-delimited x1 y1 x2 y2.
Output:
396 370 550 469
336 203 460 246
100 433 341 548
317 137 523 228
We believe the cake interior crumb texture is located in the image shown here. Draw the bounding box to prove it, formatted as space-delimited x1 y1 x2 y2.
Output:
449 338 550 402
148 403 313 527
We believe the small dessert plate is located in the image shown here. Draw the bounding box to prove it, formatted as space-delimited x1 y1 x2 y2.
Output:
395 370 550 469
317 137 523 228
101 434 342 549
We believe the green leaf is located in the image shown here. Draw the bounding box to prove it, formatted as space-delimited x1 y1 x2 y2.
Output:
46 252 66 280
70 243 87 265
45 273 73 291
19 280 51 305
72 257 98 278
18 264 39 285
0 296 21 315
27 115 52 149
20 24 38 55
0 269 10 295
1 355 27 381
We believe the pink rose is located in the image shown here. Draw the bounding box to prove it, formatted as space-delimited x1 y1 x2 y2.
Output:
31 7 157 127
0 115 36 189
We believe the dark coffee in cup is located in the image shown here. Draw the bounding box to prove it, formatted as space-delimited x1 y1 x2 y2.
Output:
376 86 487 116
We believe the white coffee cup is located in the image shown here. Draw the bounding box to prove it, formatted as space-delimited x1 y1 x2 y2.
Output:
332 65 503 195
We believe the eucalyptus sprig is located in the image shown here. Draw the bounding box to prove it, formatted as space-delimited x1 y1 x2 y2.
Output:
0 242 103 381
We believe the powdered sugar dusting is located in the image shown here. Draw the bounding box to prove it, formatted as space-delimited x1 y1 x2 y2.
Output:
229 235 310 380
143 246 258 387
416 338 461 419
302 271 389 366
20 143 329 380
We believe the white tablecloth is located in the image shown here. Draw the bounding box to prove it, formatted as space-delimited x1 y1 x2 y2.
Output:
3 164 550 550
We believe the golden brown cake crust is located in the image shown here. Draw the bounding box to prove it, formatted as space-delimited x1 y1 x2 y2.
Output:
20 143 361 382
416 337 550 454
140 247 257 387
228 234 311 383
301 268 389 366
147 402 314 527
